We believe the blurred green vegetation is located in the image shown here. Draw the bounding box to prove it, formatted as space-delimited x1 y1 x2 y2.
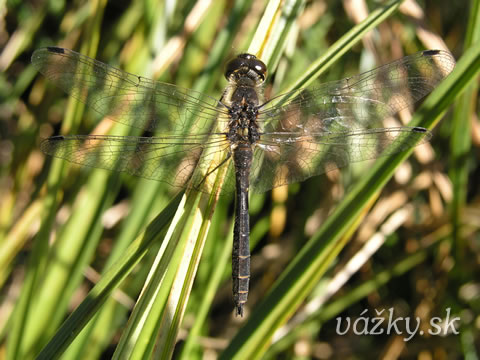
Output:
1 0 479 359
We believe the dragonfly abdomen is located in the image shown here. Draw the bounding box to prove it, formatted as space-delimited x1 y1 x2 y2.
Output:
232 144 253 317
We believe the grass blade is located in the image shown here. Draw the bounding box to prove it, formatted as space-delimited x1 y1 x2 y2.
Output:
35 191 184 359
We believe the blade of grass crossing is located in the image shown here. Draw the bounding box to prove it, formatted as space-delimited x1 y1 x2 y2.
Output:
8 2 109 358
35 191 184 359
449 0 480 255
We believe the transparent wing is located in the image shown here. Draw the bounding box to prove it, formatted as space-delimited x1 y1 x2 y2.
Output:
250 50 455 193
41 134 232 191
31 47 231 133
251 127 431 192
257 50 455 131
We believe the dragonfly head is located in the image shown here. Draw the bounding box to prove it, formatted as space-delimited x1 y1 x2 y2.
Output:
225 53 267 85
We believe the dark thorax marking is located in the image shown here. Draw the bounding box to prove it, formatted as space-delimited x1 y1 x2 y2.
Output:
227 82 261 147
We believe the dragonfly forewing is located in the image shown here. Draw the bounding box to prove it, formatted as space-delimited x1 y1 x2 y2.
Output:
258 50 455 131
248 50 454 193
32 47 230 134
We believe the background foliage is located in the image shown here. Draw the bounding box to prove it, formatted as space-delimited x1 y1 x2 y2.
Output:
1 0 479 359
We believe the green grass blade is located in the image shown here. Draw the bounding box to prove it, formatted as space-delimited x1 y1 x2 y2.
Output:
111 191 198 359
449 0 480 254
280 0 403 94
178 202 233 359
35 191 183 360
248 0 305 69
7 3 109 358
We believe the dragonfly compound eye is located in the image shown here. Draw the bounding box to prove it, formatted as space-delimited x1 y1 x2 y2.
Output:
225 53 267 84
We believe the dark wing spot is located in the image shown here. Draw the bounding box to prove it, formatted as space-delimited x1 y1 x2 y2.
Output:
412 127 427 133
422 49 440 56
46 47 65 54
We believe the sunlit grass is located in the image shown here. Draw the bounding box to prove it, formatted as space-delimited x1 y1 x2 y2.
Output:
1 0 479 359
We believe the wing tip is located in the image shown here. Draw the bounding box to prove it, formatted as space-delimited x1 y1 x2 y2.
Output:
422 49 456 70
32 47 65 67
40 135 65 154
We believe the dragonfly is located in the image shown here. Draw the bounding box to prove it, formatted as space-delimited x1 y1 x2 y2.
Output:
32 47 455 316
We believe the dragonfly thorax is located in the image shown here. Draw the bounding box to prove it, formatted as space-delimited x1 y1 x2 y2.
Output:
227 115 260 145
227 92 260 145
